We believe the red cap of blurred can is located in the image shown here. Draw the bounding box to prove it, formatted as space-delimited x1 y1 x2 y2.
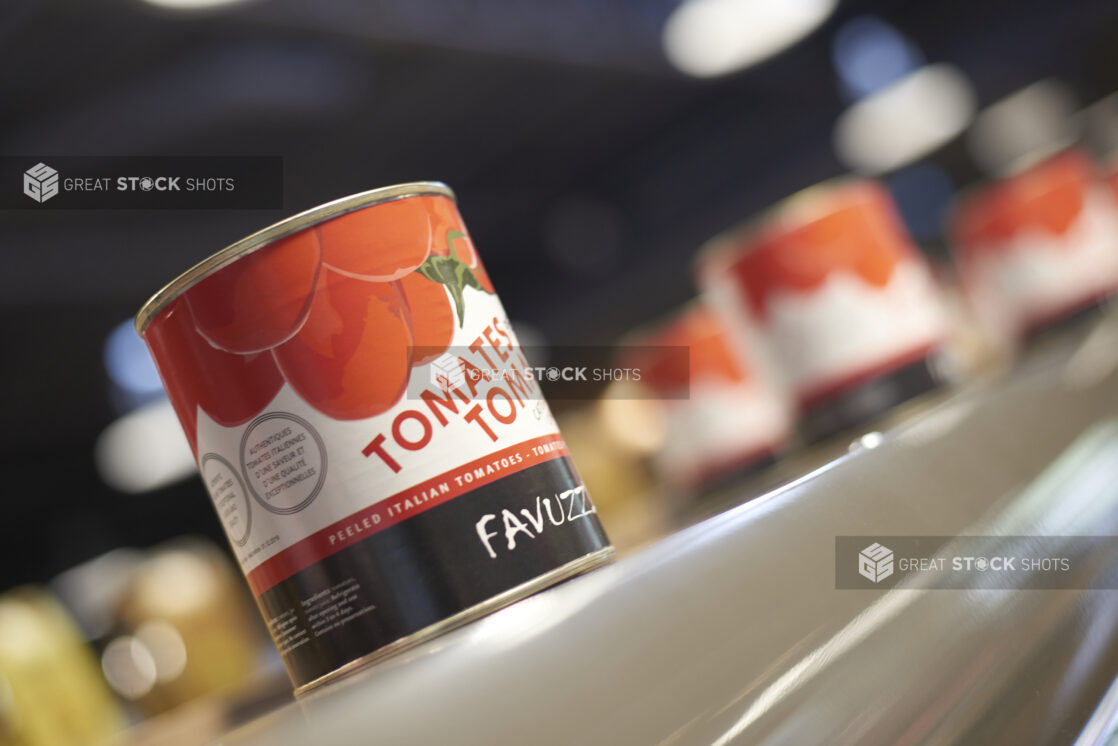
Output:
701 180 944 411
951 149 1118 341
628 304 791 491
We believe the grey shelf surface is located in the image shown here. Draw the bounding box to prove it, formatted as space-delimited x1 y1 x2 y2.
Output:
221 312 1118 746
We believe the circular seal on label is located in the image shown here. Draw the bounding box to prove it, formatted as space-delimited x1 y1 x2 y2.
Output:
201 453 252 546
240 412 327 515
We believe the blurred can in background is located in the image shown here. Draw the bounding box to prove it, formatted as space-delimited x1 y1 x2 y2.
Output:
136 182 612 695
700 181 946 441
0 588 124 746
951 149 1118 345
626 303 791 494
107 540 264 715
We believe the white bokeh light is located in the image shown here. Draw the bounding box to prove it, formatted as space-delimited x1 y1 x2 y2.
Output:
664 0 836 78
95 398 196 493
833 63 976 174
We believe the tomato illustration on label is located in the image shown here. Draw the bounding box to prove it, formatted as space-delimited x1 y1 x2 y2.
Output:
146 301 285 450
319 199 433 281
415 229 494 325
187 228 322 354
274 269 413 420
399 272 455 365
427 196 496 291
156 193 501 432
731 184 912 318
953 151 1090 250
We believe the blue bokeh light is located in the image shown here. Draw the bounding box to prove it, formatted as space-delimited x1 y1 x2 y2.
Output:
832 15 924 102
104 319 164 397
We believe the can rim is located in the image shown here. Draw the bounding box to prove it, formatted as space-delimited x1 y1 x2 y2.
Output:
134 181 456 335
694 176 880 278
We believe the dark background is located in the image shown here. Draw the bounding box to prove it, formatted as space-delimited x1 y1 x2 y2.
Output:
1 0 1116 589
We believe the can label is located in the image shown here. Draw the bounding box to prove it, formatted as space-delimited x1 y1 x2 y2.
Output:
706 182 944 408
142 189 610 688
634 305 790 491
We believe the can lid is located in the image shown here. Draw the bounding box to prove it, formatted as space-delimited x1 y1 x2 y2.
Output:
693 176 873 280
135 181 455 336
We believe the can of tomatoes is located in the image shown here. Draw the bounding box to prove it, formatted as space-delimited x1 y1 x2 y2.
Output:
950 149 1118 344
136 182 613 695
699 180 946 441
626 303 791 494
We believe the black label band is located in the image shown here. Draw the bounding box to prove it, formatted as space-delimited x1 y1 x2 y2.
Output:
255 456 610 687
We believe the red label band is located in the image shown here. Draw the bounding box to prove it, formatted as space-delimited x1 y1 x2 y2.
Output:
245 434 569 596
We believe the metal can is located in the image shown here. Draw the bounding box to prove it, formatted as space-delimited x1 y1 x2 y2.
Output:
951 149 1118 343
627 303 791 494
699 180 946 441
136 182 613 695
